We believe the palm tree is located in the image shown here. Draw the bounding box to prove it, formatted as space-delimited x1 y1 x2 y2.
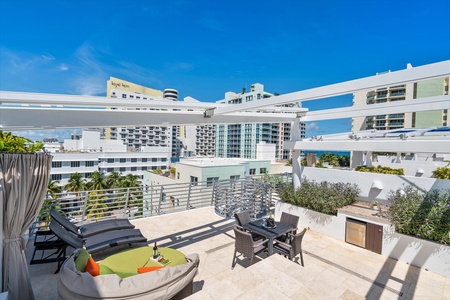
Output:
47 179 62 197
121 173 140 189
39 179 63 227
87 171 107 192
106 171 123 189
85 192 109 220
121 174 143 215
64 172 87 195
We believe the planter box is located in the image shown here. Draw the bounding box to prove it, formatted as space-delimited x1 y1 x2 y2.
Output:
276 201 450 278
275 201 346 241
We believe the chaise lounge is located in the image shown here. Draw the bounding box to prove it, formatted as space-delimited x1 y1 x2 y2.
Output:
49 220 147 258
50 209 135 237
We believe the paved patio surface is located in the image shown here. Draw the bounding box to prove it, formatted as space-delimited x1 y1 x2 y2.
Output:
28 207 450 299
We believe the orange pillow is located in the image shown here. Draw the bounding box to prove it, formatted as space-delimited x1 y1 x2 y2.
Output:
85 257 100 276
137 266 164 274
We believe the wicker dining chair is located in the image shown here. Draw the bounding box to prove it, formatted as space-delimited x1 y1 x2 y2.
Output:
234 211 251 227
234 211 263 241
273 228 307 266
231 227 268 269
278 212 300 242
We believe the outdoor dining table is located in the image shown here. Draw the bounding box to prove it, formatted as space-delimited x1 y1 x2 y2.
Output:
242 220 294 256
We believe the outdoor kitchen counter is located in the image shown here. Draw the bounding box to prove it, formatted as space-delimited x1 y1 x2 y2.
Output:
338 201 391 225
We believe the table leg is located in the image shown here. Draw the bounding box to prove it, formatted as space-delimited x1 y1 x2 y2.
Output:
268 237 274 256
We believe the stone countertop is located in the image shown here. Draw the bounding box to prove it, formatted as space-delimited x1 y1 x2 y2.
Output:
338 201 391 225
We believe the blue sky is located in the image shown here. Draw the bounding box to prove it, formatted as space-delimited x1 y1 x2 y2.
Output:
1 0 449 140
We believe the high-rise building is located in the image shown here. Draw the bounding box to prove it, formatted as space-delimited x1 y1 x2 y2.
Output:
413 77 449 127
215 83 304 160
181 96 216 157
105 77 175 155
352 65 448 132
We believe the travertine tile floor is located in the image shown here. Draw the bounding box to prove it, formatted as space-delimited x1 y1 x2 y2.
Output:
28 207 450 299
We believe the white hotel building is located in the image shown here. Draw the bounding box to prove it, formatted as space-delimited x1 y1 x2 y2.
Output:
47 129 171 186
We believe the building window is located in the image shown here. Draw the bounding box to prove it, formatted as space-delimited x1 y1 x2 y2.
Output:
142 166 147 171
131 158 137 163
51 174 62 180
260 168 267 174
85 173 92 178
249 168 256 175
86 161 95 167
230 175 240 181
52 161 62 168
107 158 114 163
142 158 147 162
152 158 157 162
120 158 126 163
71 161 80 168
190 176 198 186
152 166 157 170
107 168 114 172
206 177 219 187
120 167 126 172
161 158 167 162
131 167 137 171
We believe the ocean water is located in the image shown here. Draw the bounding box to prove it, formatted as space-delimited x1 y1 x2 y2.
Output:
303 150 350 157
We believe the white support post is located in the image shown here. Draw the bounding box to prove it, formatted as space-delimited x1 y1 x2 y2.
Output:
292 119 303 190
366 151 373 168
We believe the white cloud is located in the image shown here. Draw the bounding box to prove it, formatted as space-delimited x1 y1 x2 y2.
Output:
59 64 69 71
305 122 320 131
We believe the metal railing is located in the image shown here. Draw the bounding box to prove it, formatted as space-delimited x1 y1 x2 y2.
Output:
30 173 293 237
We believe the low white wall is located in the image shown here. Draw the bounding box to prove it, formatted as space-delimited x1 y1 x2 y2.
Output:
382 226 450 278
275 202 346 242
374 157 450 178
276 201 450 278
301 167 450 205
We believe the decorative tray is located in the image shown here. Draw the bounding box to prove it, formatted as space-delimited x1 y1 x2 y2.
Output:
260 222 277 229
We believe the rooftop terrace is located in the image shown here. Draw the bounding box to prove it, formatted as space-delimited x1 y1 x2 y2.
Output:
28 207 450 299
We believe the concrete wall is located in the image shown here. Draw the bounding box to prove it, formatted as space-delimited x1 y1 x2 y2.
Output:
276 202 450 278
300 167 450 205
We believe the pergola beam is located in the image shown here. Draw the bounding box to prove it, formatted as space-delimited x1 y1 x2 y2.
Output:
213 60 450 115
302 95 450 121
0 107 300 130
285 139 450 154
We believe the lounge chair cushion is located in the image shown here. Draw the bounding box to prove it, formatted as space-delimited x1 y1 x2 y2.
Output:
75 248 90 272
85 257 100 276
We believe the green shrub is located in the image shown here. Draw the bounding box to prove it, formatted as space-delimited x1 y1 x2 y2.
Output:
388 185 450 245
277 178 360 215
432 167 450 180
355 165 404 175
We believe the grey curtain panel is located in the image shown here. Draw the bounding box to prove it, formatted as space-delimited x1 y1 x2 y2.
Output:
1 153 52 300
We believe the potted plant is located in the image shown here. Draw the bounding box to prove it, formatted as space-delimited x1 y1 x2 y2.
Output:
371 200 379 210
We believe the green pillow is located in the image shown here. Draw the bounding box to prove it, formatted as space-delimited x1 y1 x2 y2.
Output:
75 248 90 272
99 265 116 275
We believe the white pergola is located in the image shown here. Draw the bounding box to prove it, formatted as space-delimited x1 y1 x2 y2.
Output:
3 60 449 185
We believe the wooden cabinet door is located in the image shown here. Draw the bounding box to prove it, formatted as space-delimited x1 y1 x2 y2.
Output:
366 223 383 254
